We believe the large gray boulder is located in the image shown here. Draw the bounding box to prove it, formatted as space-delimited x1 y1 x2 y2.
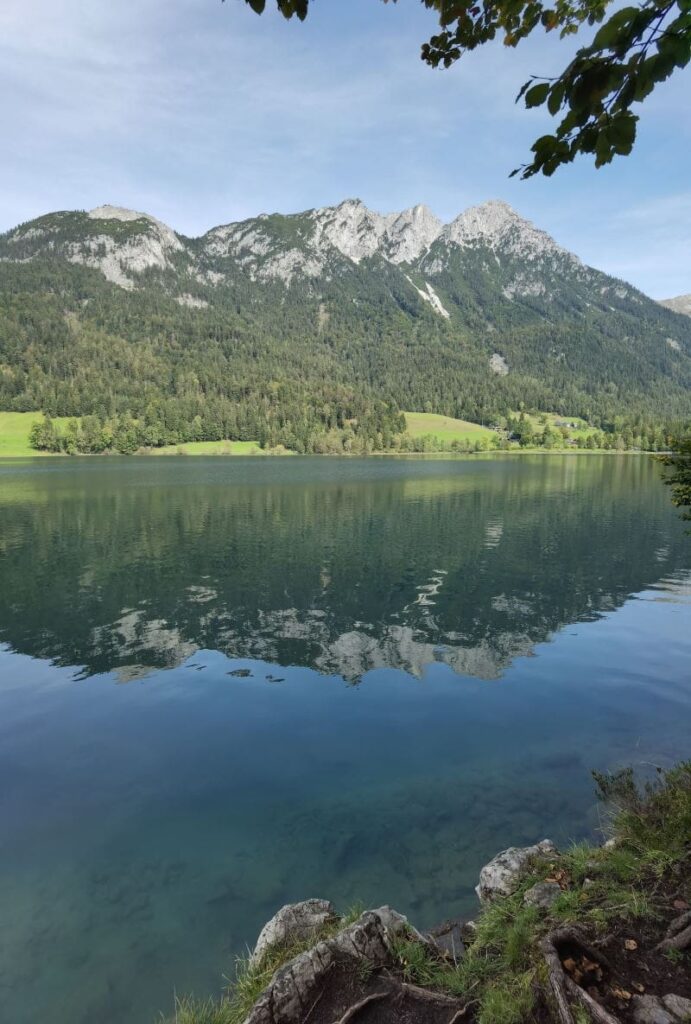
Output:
244 907 412 1024
663 995 691 1020
250 899 337 967
631 995 676 1024
476 840 557 902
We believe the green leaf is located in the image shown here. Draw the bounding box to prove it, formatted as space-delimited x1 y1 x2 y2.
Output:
524 82 550 107
609 113 637 154
591 7 638 49
547 81 565 114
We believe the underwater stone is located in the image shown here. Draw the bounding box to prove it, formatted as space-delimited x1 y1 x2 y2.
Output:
476 839 557 902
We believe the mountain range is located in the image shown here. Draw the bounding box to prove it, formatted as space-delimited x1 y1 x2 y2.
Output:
0 198 689 448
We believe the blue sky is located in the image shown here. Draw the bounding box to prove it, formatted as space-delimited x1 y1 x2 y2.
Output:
1 0 689 297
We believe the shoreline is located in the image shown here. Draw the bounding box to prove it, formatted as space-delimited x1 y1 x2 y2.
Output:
166 764 691 1024
0 449 666 461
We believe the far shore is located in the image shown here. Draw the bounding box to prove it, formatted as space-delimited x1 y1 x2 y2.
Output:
0 447 666 460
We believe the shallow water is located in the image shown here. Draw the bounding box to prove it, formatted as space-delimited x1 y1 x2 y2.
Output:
0 454 689 1024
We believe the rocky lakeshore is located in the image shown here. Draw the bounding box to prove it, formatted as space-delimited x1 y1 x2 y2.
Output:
167 764 691 1024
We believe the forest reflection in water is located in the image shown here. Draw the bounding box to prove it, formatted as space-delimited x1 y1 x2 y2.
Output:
0 453 686 682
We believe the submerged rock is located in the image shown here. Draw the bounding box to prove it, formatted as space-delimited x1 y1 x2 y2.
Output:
251 898 336 966
476 839 557 902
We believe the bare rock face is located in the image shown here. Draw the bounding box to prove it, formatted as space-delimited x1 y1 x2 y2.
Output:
245 907 412 1024
250 898 337 967
476 839 557 902
523 880 562 910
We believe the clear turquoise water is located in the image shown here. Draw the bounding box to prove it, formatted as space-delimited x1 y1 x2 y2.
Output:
0 454 689 1024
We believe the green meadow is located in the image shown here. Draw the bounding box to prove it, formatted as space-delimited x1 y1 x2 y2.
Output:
403 411 498 443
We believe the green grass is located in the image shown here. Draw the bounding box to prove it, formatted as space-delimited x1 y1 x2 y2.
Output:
0 413 273 458
511 410 595 441
404 412 497 442
0 412 74 457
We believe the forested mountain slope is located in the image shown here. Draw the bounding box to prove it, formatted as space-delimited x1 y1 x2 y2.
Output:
0 200 689 449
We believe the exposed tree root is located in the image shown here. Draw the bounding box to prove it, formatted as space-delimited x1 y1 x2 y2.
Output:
564 976 621 1024
541 928 622 1024
399 982 464 1005
446 1008 470 1024
656 910 691 952
330 991 388 1024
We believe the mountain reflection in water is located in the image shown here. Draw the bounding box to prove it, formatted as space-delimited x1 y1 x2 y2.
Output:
0 454 688 683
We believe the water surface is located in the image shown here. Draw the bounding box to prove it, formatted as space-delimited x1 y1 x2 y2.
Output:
0 455 689 1024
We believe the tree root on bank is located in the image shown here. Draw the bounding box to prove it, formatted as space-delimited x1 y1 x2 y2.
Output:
541 928 622 1024
329 991 388 1024
328 978 469 1024
399 981 464 1004
656 910 691 953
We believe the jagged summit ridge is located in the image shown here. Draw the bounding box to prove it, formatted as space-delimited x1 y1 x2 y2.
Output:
308 199 444 265
440 200 573 262
2 197 578 287
197 197 572 283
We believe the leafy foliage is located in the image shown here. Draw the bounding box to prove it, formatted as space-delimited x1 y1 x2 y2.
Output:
660 432 691 518
241 0 691 175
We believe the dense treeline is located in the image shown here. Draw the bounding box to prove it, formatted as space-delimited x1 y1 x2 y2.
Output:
28 408 680 455
29 397 406 455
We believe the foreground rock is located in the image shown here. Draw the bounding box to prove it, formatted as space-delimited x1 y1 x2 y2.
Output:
631 993 691 1024
523 880 562 910
251 899 337 966
476 839 557 902
245 907 417 1024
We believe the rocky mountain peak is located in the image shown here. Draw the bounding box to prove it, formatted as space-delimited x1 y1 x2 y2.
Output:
307 199 443 266
441 199 574 264
660 294 691 317
88 205 183 252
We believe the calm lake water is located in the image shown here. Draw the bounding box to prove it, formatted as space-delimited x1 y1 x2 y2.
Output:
0 454 690 1024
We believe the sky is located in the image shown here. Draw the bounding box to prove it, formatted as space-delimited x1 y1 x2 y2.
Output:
1 0 689 298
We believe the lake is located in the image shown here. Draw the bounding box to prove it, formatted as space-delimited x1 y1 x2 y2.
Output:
0 454 689 1024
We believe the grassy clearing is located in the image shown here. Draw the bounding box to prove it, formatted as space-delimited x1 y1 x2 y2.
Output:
0 411 75 457
0 412 273 458
404 412 497 443
511 410 594 441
